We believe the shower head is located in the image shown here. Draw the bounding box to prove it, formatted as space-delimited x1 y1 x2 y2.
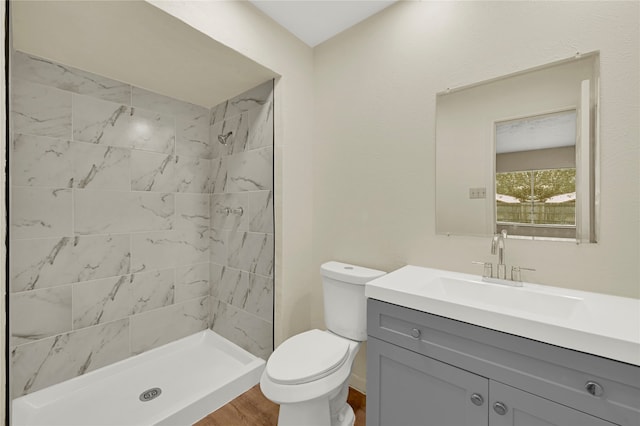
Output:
218 131 233 145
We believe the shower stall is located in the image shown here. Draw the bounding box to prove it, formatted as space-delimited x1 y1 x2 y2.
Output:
7 2 275 423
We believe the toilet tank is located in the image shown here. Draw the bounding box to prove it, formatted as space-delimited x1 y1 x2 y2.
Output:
320 261 386 341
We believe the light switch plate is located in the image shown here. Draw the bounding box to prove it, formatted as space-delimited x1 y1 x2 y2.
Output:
469 187 486 199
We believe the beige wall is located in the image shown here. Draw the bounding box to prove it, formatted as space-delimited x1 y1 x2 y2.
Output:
149 0 316 346
313 1 639 391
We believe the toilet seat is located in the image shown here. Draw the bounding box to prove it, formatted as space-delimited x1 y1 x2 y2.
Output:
266 330 350 385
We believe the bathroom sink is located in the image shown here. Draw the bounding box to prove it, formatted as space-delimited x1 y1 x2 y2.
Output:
365 265 640 366
428 276 583 319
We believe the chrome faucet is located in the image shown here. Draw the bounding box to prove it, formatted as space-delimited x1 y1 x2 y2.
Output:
491 230 508 279
473 229 535 286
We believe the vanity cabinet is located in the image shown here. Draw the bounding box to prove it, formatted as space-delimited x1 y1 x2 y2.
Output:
366 299 640 426
489 381 614 426
369 336 489 425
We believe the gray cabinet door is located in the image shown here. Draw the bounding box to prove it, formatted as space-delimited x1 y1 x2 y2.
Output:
490 381 616 426
367 337 489 426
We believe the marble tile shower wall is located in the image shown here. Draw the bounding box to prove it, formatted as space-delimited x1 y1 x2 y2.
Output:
209 82 275 361
9 51 212 398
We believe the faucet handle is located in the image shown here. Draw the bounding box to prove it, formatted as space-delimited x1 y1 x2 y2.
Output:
472 261 493 278
511 266 535 282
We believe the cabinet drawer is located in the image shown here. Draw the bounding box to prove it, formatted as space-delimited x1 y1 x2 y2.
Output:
367 298 640 426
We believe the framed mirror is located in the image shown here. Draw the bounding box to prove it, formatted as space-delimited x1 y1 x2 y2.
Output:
435 53 599 242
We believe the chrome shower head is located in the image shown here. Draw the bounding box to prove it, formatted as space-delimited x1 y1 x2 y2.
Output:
218 131 233 145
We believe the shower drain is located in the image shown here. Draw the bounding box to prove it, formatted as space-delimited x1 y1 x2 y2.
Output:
139 387 162 402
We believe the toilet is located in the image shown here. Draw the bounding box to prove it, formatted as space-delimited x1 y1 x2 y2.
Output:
260 261 386 426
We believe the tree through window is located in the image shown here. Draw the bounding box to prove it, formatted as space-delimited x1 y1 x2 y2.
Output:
496 168 576 226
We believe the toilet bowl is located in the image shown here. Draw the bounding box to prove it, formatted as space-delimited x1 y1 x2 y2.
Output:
260 329 360 426
260 261 385 426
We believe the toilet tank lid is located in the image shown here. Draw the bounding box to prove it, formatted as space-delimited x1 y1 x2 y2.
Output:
321 261 386 285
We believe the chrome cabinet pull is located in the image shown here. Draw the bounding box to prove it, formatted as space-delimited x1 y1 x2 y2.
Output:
410 328 421 339
585 381 604 397
493 401 508 415
470 393 484 406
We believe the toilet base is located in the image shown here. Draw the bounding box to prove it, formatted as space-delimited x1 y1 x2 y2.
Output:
278 396 331 426
334 404 355 426
276 380 354 426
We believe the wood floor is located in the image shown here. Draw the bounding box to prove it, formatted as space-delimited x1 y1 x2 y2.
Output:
194 385 366 426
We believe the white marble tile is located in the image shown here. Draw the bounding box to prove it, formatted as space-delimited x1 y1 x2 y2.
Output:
210 112 249 158
245 273 273 322
247 97 274 150
209 121 227 160
131 229 209 273
210 101 231 128
210 80 273 125
210 157 228 194
131 150 176 192
211 267 272 322
11 78 72 139
211 193 248 232
12 135 131 190
171 228 210 268
132 87 211 159
74 190 174 235
175 263 209 302
72 275 133 329
133 192 175 232
131 151 212 193
11 234 131 292
11 285 72 346
13 51 131 104
131 231 176 273
131 268 175 314
175 193 210 236
211 266 247 306
209 229 228 265
177 113 212 159
175 156 213 193
73 95 175 154
12 134 74 188
132 86 206 117
130 297 208 355
11 187 72 240
73 189 124 234
210 262 223 295
72 95 129 148
228 232 274 277
210 299 272 360
72 143 130 190
248 191 274 233
127 109 175 153
225 147 273 192
231 80 274 114
122 191 174 233
11 318 129 398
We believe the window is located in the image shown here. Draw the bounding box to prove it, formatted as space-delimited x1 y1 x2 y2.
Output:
495 110 579 239
497 167 576 221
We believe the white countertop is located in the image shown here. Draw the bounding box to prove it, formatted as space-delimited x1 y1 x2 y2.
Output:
365 265 640 366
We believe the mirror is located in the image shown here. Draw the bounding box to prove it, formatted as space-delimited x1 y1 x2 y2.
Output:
435 53 599 242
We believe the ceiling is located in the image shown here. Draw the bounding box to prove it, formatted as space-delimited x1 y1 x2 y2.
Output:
248 0 398 47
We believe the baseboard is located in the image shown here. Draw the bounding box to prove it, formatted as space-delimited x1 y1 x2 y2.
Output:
349 373 366 395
